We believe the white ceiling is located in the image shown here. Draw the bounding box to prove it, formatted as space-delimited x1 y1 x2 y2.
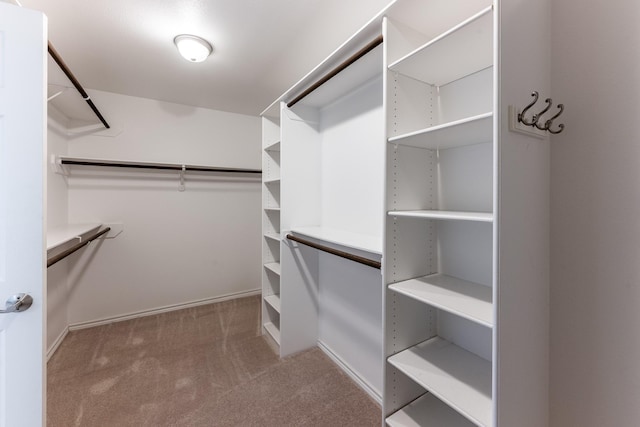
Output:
17 0 392 117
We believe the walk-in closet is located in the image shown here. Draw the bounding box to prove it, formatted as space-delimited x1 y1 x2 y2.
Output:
2 0 639 426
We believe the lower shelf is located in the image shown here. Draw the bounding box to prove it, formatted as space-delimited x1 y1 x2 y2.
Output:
387 337 492 427
264 294 281 313
386 393 476 427
264 322 280 344
264 262 281 276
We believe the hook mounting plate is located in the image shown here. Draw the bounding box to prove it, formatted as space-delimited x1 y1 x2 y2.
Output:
509 106 547 139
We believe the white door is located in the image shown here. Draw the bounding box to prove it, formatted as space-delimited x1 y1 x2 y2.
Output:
0 3 47 426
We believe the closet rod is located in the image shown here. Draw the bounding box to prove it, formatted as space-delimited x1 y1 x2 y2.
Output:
286 234 381 269
48 42 111 129
59 157 262 174
286 35 383 108
47 227 110 268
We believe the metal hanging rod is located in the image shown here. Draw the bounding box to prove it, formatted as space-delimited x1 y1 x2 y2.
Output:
58 156 262 174
286 35 384 108
48 42 111 129
47 227 110 268
286 234 381 269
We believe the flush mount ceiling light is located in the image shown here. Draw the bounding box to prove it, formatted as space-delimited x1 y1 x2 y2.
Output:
173 34 213 62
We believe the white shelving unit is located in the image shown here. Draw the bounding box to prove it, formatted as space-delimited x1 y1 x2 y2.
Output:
262 0 550 424
384 2 496 425
262 115 281 348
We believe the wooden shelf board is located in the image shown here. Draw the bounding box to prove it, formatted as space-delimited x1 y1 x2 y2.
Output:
47 223 102 251
388 112 493 150
264 262 281 276
264 322 281 344
386 393 476 427
389 6 493 87
291 226 382 255
389 274 493 328
388 210 493 223
264 294 281 313
388 337 492 427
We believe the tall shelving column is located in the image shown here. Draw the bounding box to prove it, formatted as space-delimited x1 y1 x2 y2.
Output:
383 4 495 426
261 115 281 347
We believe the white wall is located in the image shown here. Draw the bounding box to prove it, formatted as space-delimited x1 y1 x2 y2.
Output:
550 0 640 425
46 120 70 353
51 90 261 327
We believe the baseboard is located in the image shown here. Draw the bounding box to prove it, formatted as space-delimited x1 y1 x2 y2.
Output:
68 289 261 331
47 326 70 361
317 340 382 405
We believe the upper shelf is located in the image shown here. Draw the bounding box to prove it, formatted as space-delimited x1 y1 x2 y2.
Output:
388 112 493 150
388 210 494 223
47 223 102 251
291 226 382 256
388 6 493 87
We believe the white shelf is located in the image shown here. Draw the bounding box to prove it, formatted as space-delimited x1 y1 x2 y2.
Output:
389 6 493 86
388 113 493 150
388 337 492 427
264 294 281 313
265 140 281 152
389 274 493 328
264 322 281 344
264 233 280 243
47 223 102 251
388 210 493 223
264 207 281 212
291 226 382 255
264 178 281 184
264 262 281 276
387 393 476 427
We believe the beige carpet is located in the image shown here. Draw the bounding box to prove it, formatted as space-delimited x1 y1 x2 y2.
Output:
47 295 381 426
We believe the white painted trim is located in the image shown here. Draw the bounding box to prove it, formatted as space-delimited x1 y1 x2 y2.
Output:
68 289 261 331
47 326 69 362
317 340 382 405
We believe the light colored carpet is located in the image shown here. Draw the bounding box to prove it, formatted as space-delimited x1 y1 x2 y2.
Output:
47 295 381 426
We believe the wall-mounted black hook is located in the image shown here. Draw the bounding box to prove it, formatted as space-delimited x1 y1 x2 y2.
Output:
534 98 553 130
518 91 539 126
517 91 565 134
545 104 565 134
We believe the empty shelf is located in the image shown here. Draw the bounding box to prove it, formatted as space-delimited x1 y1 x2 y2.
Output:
264 262 281 276
265 140 281 152
389 274 493 328
386 393 476 427
264 294 281 313
47 223 102 251
389 6 493 86
388 113 493 150
264 322 281 344
264 207 281 212
264 233 280 242
264 178 281 184
388 337 492 427
388 210 493 223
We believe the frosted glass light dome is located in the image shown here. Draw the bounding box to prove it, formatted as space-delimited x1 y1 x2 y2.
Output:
173 35 212 62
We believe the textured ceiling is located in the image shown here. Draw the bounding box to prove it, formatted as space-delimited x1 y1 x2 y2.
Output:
18 0 391 117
